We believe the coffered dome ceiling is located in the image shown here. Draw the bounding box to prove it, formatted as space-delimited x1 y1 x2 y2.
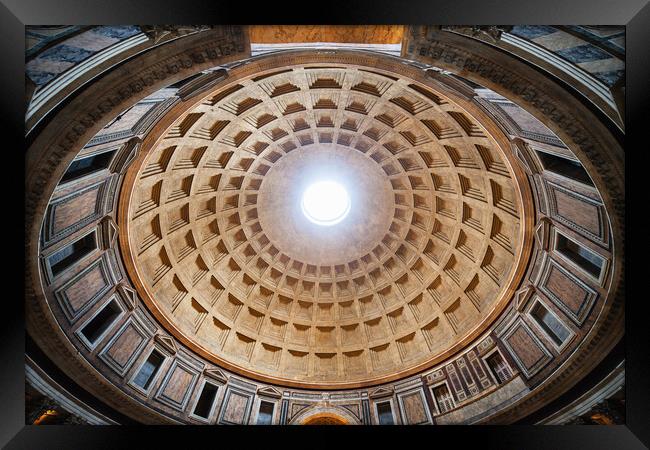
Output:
120 56 533 388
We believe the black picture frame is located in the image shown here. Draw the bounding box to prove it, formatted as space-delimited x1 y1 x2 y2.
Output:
7 0 648 448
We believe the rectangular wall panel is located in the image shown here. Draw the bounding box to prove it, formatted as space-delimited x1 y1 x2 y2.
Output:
43 180 108 246
538 258 598 325
397 389 432 425
154 359 199 411
99 317 151 376
546 181 607 246
467 349 492 389
457 356 479 396
500 318 553 378
218 387 254 425
54 256 113 322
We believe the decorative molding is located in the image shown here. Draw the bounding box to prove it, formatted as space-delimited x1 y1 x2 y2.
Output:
500 32 617 111
109 137 142 174
514 284 535 312
176 68 229 101
369 386 394 399
140 25 215 45
204 367 228 384
98 316 151 377
510 138 537 176
53 254 113 323
26 33 150 125
153 358 200 411
100 216 119 250
545 181 608 247
154 333 178 355
116 283 137 311
257 386 282 399
534 217 552 251
442 26 511 44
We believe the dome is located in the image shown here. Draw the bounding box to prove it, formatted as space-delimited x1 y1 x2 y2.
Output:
120 57 533 388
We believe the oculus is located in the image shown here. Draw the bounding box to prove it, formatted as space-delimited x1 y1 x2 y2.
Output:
300 180 351 226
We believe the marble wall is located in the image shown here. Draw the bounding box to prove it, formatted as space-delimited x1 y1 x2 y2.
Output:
508 26 624 87
26 26 142 87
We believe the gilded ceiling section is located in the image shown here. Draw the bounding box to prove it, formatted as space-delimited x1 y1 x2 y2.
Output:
122 63 530 387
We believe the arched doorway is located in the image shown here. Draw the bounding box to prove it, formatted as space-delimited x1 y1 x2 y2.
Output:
289 405 361 425
302 413 349 425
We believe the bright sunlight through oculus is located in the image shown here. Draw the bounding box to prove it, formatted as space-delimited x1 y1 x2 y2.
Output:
301 181 351 226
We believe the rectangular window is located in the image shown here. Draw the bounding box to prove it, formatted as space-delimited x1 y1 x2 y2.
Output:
556 234 604 279
133 350 165 390
60 150 116 184
536 150 593 186
193 382 218 419
79 299 121 345
256 401 274 425
531 301 571 346
486 352 512 384
48 232 97 277
432 384 455 414
377 401 394 425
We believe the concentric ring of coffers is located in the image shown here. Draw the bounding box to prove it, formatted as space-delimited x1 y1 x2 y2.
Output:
122 57 532 388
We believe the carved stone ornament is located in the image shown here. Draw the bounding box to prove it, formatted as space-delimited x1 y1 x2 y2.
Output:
140 25 215 44
514 284 535 312
369 387 394 399
154 333 177 354
441 26 513 43
257 386 283 399
116 283 137 311
203 367 228 384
